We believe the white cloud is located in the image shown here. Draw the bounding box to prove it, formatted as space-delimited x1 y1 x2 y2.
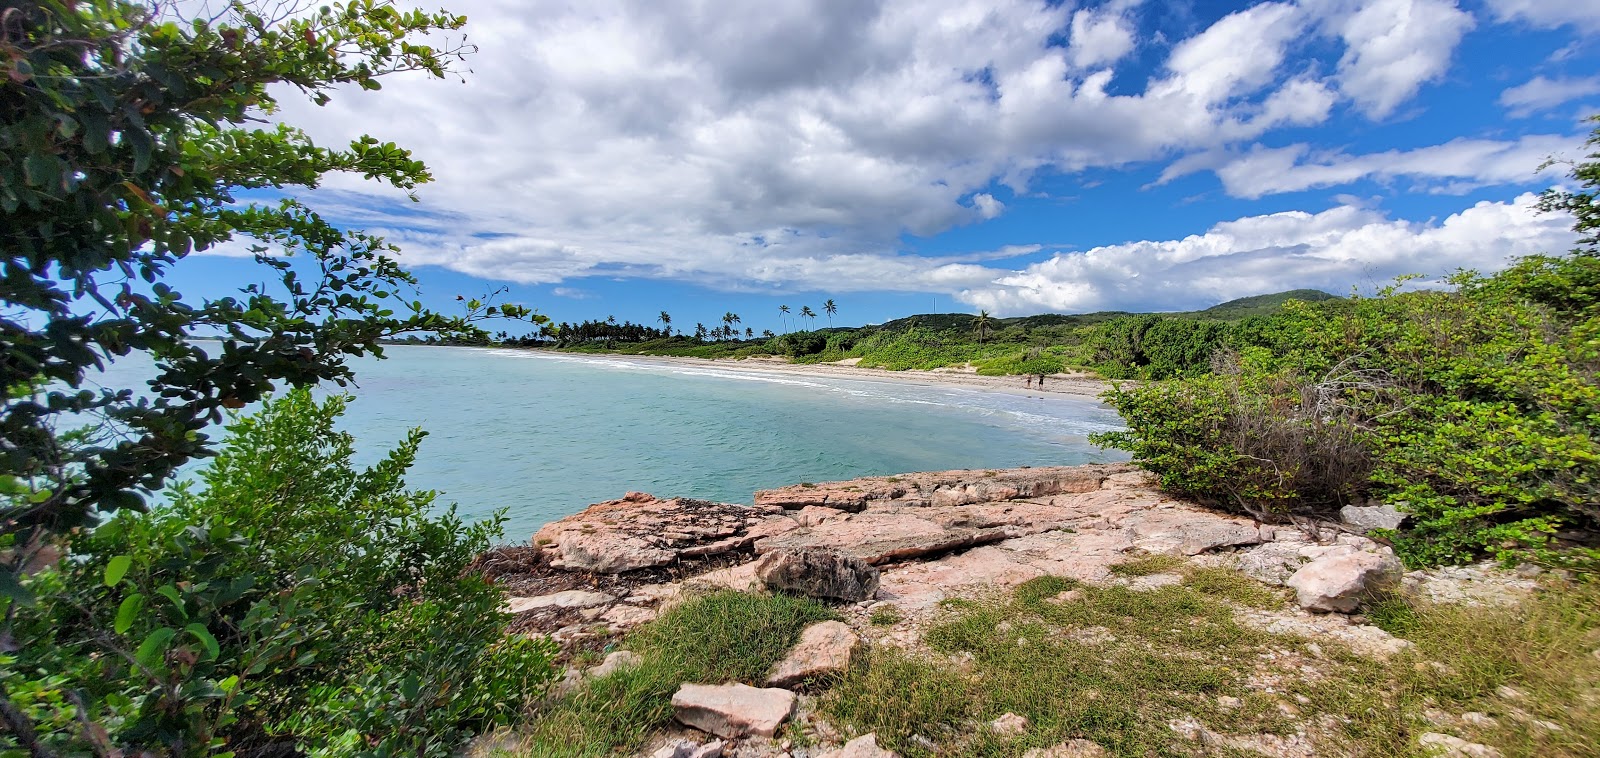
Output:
1485 0 1600 33
1310 0 1475 118
1152 3 1305 105
1500 75 1600 117
972 193 1006 219
958 193 1578 314
1068 6 1137 69
1201 134 1579 197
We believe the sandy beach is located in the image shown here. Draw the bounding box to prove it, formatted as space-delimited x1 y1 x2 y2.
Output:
553 351 1115 401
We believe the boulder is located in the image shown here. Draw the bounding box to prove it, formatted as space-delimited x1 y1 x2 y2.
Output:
754 548 879 602
533 493 796 573
817 733 897 758
1287 550 1402 613
1340 502 1407 532
671 683 796 739
767 620 860 688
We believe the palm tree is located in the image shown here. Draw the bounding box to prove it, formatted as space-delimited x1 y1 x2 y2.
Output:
974 310 992 349
659 311 672 335
745 327 754 339
694 322 708 341
778 304 791 332
823 299 837 327
800 305 816 329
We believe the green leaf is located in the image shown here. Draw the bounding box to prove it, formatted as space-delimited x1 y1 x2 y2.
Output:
104 555 132 586
115 593 145 634
186 623 221 660
217 675 240 694
136 627 177 668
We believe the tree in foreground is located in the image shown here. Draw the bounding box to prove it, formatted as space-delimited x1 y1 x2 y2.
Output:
1 0 553 752
1 0 540 556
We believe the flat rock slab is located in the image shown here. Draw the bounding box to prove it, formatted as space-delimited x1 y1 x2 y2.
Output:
817 733 897 758
672 682 796 739
767 620 860 688
534 492 797 573
505 589 615 613
754 463 1132 512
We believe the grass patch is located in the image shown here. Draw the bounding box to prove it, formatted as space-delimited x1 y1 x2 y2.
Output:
1106 553 1186 577
825 574 1292 756
507 591 837 757
823 574 1600 758
869 605 904 626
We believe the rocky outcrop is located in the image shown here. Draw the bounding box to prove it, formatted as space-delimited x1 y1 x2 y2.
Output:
1023 740 1110 758
754 548 880 601
533 492 797 573
753 464 1130 512
1287 550 1403 613
767 620 860 688
671 683 796 739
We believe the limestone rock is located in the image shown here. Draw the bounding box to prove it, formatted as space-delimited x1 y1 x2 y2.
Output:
754 464 1130 512
649 739 725 758
505 589 615 614
587 650 640 679
754 548 880 601
1023 740 1110 758
817 733 897 758
1418 732 1503 758
671 683 796 739
989 712 1029 738
533 493 796 573
1287 550 1402 613
1340 502 1407 532
767 620 860 688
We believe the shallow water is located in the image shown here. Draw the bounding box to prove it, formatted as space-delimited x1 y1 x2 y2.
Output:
90 346 1126 539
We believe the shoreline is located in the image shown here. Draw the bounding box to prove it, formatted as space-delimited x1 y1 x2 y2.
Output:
520 349 1114 401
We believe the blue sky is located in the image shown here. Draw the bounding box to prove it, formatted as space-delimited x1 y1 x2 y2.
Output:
184 0 1599 334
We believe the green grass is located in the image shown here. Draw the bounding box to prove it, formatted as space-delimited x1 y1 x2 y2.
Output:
868 605 903 626
504 591 837 757
822 572 1600 758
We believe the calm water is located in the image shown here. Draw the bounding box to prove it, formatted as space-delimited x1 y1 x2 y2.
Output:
92 346 1126 539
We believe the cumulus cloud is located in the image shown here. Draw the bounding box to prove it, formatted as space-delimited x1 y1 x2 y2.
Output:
958 193 1577 314
1500 75 1600 117
202 0 1560 310
1310 0 1475 118
1485 0 1600 33
1195 134 1579 197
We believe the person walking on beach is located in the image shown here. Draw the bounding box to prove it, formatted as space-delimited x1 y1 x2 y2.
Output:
1037 373 1046 389
1025 375 1033 388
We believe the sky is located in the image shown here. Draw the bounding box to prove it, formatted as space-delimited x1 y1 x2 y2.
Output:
185 0 1600 333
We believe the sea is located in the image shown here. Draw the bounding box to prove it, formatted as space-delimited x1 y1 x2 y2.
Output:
89 346 1127 540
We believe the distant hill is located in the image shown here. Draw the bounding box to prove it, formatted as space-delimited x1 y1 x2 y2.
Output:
1194 289 1340 320
870 289 1340 332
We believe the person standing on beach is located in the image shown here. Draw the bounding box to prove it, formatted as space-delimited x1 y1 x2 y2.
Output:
1026 375 1033 388
1037 373 1046 389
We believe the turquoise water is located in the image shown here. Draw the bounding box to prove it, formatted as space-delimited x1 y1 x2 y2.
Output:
93 346 1126 540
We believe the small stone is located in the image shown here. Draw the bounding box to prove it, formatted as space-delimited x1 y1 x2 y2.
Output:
672 683 796 739
649 739 694 758
755 548 880 602
1022 739 1110 758
1461 712 1496 727
816 733 897 758
1340 502 1408 532
1048 589 1084 604
1287 551 1402 613
768 621 861 688
989 712 1029 738
1216 695 1242 710
1494 685 1525 701
1417 732 1503 758
688 740 726 758
587 650 641 679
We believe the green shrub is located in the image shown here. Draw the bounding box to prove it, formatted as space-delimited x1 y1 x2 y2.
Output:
1097 256 1600 569
3 391 557 756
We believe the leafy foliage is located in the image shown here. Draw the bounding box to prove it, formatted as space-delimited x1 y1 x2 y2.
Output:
3 391 557 755
0 0 541 545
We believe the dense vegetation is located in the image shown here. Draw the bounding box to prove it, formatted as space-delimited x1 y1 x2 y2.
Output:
1094 117 1600 572
6 391 557 755
1 1 552 753
527 290 1341 379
